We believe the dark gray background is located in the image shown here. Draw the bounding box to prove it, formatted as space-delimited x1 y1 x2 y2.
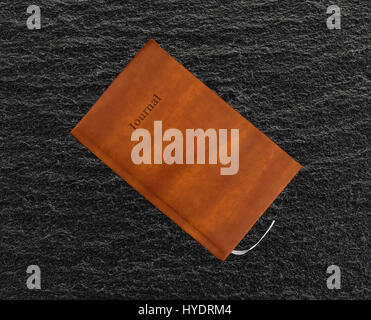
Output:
1 0 369 299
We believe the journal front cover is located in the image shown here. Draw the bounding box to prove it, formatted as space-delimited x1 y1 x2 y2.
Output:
70 39 302 261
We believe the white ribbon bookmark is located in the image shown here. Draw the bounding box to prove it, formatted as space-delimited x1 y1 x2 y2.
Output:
232 220 276 255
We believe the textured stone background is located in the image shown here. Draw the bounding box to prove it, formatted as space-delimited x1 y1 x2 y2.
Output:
0 0 369 299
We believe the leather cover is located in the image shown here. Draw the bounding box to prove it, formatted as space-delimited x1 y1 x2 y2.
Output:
71 39 302 261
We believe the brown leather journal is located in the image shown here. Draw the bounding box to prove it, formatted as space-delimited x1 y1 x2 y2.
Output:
71 39 302 261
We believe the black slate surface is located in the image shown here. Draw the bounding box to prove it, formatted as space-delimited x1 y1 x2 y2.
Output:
0 0 369 299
